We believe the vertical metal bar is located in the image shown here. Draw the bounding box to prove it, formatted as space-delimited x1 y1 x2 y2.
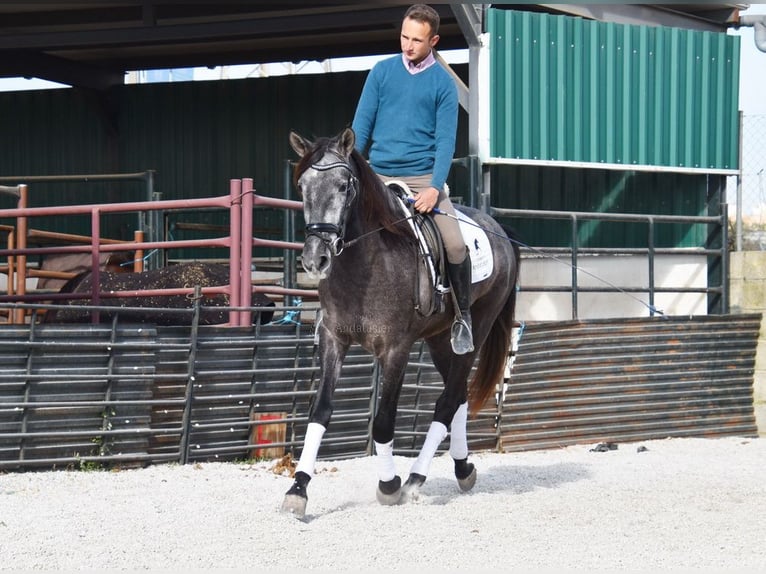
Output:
283 159 297 308
570 214 579 319
480 167 491 214
151 190 163 270
98 314 119 457
246 317 262 454
141 170 157 262
706 175 724 314
240 178 254 326
179 286 202 465
229 179 242 326
90 208 101 324
735 111 743 252
133 229 144 273
721 202 729 313
14 184 28 324
469 155 481 209
6 226 15 300
19 317 37 461
647 216 656 316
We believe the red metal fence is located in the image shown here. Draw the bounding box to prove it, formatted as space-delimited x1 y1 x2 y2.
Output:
0 178 314 326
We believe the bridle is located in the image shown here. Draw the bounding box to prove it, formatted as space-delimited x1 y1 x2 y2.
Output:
303 156 358 257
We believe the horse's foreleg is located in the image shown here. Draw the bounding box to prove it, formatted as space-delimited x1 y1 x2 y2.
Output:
281 330 346 519
372 352 410 505
281 422 325 517
373 439 402 505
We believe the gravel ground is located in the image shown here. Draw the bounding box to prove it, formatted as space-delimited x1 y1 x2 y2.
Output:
0 436 764 571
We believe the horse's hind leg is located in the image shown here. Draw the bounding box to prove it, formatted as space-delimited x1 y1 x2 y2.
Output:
449 401 476 491
401 402 474 498
402 344 476 499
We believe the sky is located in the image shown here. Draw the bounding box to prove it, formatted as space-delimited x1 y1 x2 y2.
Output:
730 3 766 115
1 5 764 115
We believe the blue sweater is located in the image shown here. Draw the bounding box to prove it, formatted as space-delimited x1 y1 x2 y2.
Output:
351 55 458 192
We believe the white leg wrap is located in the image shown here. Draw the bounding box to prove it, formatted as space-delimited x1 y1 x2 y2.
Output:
409 421 448 477
449 402 469 460
294 422 326 476
374 439 397 482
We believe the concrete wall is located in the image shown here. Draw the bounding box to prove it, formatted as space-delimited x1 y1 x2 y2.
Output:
730 251 766 437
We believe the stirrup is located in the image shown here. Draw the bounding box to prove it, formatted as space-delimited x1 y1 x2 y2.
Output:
450 317 474 355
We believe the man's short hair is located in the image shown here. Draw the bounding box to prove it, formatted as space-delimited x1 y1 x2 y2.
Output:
403 4 440 36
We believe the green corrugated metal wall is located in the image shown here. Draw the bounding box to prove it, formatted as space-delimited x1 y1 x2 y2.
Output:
116 73 371 259
488 8 740 171
489 164 713 248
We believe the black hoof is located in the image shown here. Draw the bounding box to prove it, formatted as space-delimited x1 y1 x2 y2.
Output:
454 458 476 492
401 472 426 501
281 471 311 518
376 475 402 505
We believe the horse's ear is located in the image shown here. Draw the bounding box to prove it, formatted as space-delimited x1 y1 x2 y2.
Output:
339 127 355 157
289 131 311 157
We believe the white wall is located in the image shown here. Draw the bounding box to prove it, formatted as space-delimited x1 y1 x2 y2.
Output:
516 254 708 321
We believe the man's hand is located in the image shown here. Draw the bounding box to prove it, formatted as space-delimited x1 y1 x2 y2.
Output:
413 186 440 213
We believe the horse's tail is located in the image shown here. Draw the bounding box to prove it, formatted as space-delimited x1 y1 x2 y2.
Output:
467 226 521 417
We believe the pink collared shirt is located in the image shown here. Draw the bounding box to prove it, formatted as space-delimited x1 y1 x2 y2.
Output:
402 50 437 75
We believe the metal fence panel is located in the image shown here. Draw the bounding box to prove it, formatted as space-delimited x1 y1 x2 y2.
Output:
502 314 761 451
0 312 759 470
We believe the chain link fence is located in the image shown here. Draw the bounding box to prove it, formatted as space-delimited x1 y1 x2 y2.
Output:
731 113 766 250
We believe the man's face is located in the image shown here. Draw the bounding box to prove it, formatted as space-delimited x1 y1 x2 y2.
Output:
400 17 439 65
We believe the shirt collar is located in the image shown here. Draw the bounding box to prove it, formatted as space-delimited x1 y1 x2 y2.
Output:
402 50 436 75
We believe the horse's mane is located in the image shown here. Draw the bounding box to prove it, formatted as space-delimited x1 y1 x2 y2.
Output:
348 149 415 242
294 136 414 246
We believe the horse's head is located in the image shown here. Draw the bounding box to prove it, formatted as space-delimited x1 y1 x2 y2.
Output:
290 127 358 280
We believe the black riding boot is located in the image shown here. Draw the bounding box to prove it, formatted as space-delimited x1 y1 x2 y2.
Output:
448 253 474 355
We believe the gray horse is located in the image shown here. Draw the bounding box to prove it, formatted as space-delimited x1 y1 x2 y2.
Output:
282 128 520 519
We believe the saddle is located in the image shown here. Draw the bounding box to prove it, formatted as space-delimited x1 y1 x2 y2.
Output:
386 180 450 317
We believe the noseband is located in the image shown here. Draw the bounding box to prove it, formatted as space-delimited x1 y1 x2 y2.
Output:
303 158 358 256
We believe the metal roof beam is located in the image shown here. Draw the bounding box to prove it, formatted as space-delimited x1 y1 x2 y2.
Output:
1 51 123 91
538 4 741 32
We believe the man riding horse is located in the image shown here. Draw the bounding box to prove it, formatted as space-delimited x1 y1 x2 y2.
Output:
351 3 474 355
